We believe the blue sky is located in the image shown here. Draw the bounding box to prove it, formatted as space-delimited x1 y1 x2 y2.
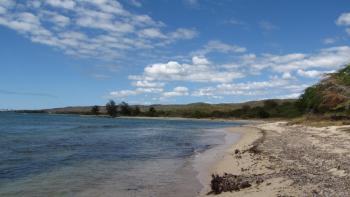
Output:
1 0 350 109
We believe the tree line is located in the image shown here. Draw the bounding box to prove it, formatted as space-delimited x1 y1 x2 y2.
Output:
91 100 157 117
91 99 304 119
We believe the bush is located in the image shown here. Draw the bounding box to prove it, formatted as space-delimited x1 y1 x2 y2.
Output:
147 107 157 117
91 105 99 115
119 102 132 116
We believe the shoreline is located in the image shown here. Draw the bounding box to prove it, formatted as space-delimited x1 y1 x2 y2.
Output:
201 122 350 196
193 127 242 196
196 124 267 196
116 116 262 124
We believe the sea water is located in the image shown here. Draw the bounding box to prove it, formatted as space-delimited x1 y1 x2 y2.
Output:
0 112 241 197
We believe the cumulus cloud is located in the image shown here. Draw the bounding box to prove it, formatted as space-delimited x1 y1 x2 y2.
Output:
192 56 210 65
134 56 244 83
0 0 197 60
281 72 294 80
336 12 350 35
337 12 350 26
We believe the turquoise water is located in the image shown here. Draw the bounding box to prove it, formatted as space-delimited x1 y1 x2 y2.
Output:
0 112 241 197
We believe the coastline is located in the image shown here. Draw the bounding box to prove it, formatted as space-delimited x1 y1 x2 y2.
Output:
200 122 350 196
193 127 241 196
117 115 260 124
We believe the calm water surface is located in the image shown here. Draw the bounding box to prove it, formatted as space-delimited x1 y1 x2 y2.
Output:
0 112 241 197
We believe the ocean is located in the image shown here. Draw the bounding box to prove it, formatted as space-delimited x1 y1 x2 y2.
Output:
0 112 242 197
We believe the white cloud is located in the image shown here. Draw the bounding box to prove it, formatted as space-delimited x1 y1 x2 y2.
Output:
281 72 294 80
191 77 309 100
244 46 350 73
0 0 197 60
323 37 337 44
138 28 166 38
336 12 350 26
193 79 289 97
110 90 139 98
192 56 210 65
137 56 244 83
170 28 198 40
40 11 70 27
129 0 142 7
109 87 163 98
133 80 165 88
336 12 350 35
46 0 76 10
296 69 333 78
162 86 189 98
193 40 246 55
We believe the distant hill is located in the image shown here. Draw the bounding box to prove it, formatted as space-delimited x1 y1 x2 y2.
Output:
40 99 296 116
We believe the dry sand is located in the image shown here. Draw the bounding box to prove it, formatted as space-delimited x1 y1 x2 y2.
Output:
202 122 350 197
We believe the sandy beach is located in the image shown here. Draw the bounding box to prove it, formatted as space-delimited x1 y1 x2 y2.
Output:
202 122 350 196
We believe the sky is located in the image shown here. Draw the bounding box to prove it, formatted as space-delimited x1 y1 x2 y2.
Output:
1 0 350 109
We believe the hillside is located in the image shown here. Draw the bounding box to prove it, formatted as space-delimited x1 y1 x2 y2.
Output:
297 64 350 116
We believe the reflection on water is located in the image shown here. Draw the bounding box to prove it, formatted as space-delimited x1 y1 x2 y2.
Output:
0 113 241 197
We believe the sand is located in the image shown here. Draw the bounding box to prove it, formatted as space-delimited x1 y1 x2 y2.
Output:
201 122 350 196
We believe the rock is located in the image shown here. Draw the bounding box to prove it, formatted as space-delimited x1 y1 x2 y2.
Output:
240 181 252 189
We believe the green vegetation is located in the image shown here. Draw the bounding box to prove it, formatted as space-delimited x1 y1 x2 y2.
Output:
106 100 118 117
295 64 350 118
91 105 100 115
147 106 157 117
119 102 132 116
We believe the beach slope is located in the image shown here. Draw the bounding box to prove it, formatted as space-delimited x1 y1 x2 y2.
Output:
205 122 350 196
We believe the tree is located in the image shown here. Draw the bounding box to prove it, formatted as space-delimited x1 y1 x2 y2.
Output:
132 106 141 116
119 101 132 116
297 86 322 113
257 107 270 118
106 100 118 117
242 105 251 112
263 100 278 110
148 106 157 117
91 105 100 115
